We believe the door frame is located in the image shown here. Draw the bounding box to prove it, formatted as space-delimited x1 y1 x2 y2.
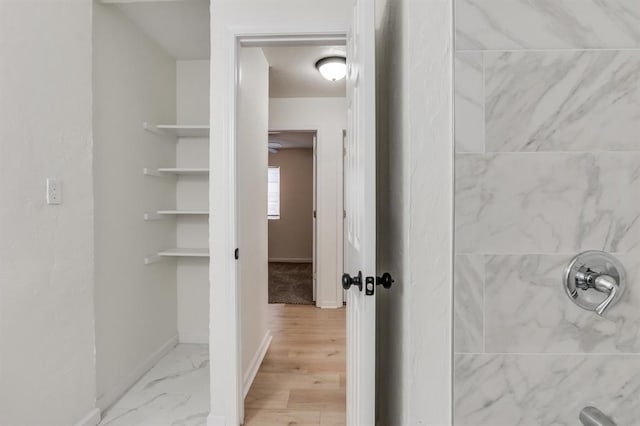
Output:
208 24 348 426
268 129 321 304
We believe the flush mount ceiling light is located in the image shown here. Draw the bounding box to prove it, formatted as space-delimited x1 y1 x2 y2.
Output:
315 56 347 81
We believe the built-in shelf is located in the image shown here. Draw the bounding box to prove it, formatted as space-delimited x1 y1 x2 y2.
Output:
144 248 209 265
156 124 209 137
144 210 209 221
159 248 209 257
143 119 210 266
157 210 208 215
157 168 209 175
143 167 209 177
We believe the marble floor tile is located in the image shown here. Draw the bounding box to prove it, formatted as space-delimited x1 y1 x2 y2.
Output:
485 51 640 152
456 0 640 50
99 344 209 426
454 353 640 426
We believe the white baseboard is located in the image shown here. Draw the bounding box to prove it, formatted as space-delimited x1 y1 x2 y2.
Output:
318 302 343 309
243 330 272 397
97 335 179 411
268 258 312 263
74 408 101 426
179 331 209 344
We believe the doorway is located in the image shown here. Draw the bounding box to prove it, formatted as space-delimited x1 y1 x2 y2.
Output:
267 131 317 306
209 1 381 423
234 42 348 424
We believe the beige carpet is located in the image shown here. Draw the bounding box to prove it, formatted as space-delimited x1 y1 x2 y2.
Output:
268 262 314 305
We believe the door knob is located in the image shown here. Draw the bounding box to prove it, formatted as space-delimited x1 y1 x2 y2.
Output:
342 271 363 291
376 272 394 289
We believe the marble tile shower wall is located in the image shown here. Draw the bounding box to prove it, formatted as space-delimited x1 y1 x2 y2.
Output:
454 1 640 424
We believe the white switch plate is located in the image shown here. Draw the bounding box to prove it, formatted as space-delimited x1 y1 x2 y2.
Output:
46 178 62 205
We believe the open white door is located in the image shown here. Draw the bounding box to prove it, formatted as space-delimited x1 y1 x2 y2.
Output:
343 0 383 424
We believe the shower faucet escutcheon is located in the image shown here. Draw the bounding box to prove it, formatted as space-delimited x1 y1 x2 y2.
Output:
564 251 626 316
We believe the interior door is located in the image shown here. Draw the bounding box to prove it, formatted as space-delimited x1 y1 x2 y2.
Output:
343 0 377 424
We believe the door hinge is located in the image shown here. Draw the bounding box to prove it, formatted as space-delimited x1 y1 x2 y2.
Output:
234 248 239 260
313 210 317 219
343 210 346 219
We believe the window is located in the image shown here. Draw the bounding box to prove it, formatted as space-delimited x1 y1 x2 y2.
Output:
268 166 280 219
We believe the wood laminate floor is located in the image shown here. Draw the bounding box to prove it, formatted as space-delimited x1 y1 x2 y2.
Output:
244 304 346 426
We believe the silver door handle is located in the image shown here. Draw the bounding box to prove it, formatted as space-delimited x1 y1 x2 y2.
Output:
580 406 617 426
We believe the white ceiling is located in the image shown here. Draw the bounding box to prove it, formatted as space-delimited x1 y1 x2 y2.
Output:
104 2 345 97
111 0 210 60
263 46 346 98
269 131 315 149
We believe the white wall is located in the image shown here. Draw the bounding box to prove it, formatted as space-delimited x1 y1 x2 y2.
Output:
269 98 347 308
237 48 270 384
176 60 210 343
376 0 454 424
268 148 314 261
93 3 179 411
0 1 98 425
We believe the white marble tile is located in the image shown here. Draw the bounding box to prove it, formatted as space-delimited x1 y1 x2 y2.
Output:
128 344 209 395
454 354 640 425
454 255 484 353
485 51 640 152
455 53 483 153
456 0 640 50
455 152 640 254
484 254 640 353
100 344 209 426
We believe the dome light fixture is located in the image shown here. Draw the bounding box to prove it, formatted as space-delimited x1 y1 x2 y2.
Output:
315 56 347 81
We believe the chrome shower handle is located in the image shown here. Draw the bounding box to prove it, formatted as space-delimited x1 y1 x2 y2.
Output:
592 274 618 316
575 267 620 316
564 251 626 317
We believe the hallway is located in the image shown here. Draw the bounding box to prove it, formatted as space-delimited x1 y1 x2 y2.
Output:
244 304 346 425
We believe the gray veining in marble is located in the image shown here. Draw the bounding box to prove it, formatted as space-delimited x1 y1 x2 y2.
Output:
455 53 484 153
99 344 209 426
456 0 640 50
485 51 640 152
454 353 640 425
455 152 640 254
484 254 640 353
454 255 484 353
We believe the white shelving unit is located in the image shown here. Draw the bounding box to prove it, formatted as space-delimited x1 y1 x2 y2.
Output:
143 168 209 176
157 210 208 215
144 248 209 265
161 248 209 257
144 210 209 220
158 168 209 174
144 121 210 263
149 124 209 138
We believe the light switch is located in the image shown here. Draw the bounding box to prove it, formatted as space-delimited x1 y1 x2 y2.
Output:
46 178 62 205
